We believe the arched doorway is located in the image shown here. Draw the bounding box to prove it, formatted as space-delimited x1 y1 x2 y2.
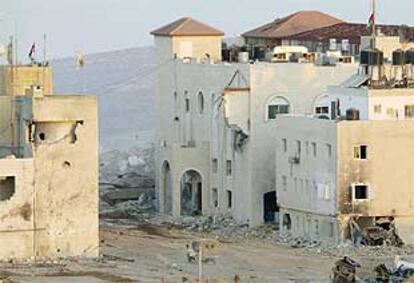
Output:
161 161 172 214
180 169 202 216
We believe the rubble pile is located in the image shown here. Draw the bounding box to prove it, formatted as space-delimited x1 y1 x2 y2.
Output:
99 146 156 219
156 214 278 241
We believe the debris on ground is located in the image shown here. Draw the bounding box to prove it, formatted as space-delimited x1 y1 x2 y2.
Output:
365 256 414 282
331 256 361 283
349 217 404 248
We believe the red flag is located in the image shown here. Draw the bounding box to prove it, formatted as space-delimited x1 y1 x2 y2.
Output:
28 43 35 61
368 13 375 33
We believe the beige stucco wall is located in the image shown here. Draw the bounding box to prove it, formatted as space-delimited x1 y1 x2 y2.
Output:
337 120 414 244
0 66 53 96
0 158 35 259
0 95 99 260
155 35 222 63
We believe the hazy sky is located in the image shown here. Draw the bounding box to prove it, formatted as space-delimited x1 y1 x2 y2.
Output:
2 0 414 60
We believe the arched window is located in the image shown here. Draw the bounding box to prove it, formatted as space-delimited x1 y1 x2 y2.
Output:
314 95 330 115
267 96 290 120
197 92 204 114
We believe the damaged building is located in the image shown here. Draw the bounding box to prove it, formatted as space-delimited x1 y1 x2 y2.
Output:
276 36 414 245
0 62 99 259
152 17 357 226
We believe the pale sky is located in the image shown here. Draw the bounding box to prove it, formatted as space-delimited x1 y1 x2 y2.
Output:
2 0 414 60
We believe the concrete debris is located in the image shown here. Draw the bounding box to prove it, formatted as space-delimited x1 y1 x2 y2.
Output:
331 256 361 283
365 256 414 282
349 217 404 247
99 146 156 217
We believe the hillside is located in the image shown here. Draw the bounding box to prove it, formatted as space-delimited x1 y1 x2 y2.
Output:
51 46 156 152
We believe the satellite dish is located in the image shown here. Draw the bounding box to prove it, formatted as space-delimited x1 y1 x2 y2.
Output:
0 45 5 56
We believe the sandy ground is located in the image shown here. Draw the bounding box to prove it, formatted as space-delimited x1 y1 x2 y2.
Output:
0 221 404 283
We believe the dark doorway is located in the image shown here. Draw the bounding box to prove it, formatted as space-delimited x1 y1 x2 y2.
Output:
180 170 202 216
263 191 278 223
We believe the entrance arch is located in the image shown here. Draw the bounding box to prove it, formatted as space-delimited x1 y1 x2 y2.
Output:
180 169 203 216
161 161 172 214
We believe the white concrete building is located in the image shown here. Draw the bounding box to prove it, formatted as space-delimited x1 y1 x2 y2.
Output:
275 37 414 245
152 18 357 226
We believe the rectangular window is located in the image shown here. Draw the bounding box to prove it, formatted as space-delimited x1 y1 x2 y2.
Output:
354 185 369 200
296 140 301 156
282 175 287 191
314 220 319 236
305 141 309 155
185 98 190 112
268 105 289 119
315 106 329 114
374 104 382 114
227 190 232 208
387 108 397 118
405 105 414 118
354 145 367 160
212 158 218 173
212 188 218 208
326 144 332 158
329 223 335 238
312 142 317 157
282 139 287 152
226 160 232 176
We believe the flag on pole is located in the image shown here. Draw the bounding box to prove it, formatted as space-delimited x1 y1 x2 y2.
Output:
368 12 375 33
6 42 13 65
28 43 35 62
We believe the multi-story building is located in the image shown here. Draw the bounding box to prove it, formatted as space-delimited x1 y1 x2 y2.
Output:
0 63 99 260
152 17 356 226
275 40 414 245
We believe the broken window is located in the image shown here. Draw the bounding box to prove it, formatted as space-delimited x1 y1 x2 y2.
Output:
282 139 287 152
212 158 218 173
374 104 382 114
212 188 218 208
312 142 317 157
0 176 15 201
353 185 369 200
354 145 367 160
226 160 232 176
405 105 414 118
227 190 232 208
282 175 287 191
282 214 291 230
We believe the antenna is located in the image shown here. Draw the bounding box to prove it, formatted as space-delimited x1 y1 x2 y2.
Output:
372 0 377 48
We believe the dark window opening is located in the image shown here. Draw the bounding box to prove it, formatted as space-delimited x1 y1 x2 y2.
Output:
212 188 218 208
0 176 16 201
212 158 218 173
38 133 46 141
354 145 368 160
354 185 368 200
185 98 190 112
283 213 291 230
315 106 329 114
226 160 232 176
227 190 232 208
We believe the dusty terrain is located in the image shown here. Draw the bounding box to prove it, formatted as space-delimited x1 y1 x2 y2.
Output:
0 215 410 283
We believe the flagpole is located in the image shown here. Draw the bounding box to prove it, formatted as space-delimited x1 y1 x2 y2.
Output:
372 0 376 48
